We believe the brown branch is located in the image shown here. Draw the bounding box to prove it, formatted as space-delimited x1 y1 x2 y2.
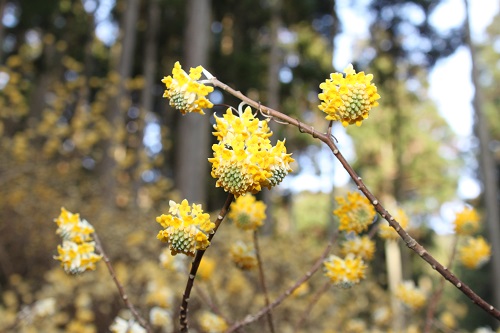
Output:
294 280 331 332
424 235 460 333
227 230 338 332
211 78 500 321
179 193 234 333
253 230 275 333
93 233 152 333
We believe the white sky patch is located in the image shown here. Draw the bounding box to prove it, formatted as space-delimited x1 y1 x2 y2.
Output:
429 47 473 136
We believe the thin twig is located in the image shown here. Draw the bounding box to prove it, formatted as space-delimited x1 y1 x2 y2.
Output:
179 193 235 333
93 233 152 333
253 230 275 333
227 230 338 332
294 280 331 332
211 77 500 321
424 235 460 333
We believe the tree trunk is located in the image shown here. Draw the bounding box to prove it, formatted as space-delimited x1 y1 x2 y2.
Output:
464 0 500 315
175 0 212 204
136 0 161 206
100 0 140 206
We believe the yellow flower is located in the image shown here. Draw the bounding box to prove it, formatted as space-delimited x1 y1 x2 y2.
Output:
318 64 380 126
323 254 366 288
53 241 102 274
340 235 375 260
198 257 216 280
228 194 266 230
378 208 409 240
458 236 491 269
229 241 257 270
333 192 376 234
395 280 426 310
155 199 215 256
453 207 480 236
54 207 95 243
208 107 294 196
161 61 214 115
198 312 228 333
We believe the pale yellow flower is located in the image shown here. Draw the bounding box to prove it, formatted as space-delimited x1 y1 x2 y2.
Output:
318 64 380 126
53 241 102 274
340 235 375 260
161 61 213 115
156 199 214 256
458 236 491 269
228 194 266 231
54 207 94 243
198 257 216 280
323 254 366 288
333 192 376 234
198 312 228 333
395 281 426 310
230 241 257 270
454 207 480 236
209 107 293 196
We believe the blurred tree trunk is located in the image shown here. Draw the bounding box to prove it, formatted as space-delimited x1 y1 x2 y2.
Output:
100 0 140 206
464 0 500 314
136 0 161 205
175 0 212 204
261 0 281 235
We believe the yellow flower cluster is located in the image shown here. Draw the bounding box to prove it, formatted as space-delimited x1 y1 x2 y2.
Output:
323 254 367 288
378 208 409 240
458 236 491 269
228 194 266 230
209 107 294 196
53 208 102 274
453 207 480 236
333 191 376 234
198 312 228 333
198 257 216 280
161 61 213 115
230 241 258 270
395 281 426 310
318 64 380 126
340 235 375 261
156 199 215 257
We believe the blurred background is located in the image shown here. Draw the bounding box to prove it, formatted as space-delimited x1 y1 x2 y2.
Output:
0 0 499 331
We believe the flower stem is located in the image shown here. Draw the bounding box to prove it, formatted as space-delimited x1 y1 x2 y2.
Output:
179 193 234 333
253 230 275 333
93 233 152 333
211 77 500 321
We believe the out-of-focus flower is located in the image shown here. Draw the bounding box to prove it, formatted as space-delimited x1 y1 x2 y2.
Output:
54 207 94 243
32 297 57 318
53 241 102 274
110 317 146 333
395 281 426 310
318 64 380 126
378 208 409 240
198 257 216 280
458 236 491 269
198 311 228 333
291 282 310 297
159 248 189 273
161 61 213 115
229 241 257 270
145 281 173 309
323 254 366 288
228 194 266 230
53 208 101 274
209 107 293 196
340 235 375 260
372 306 391 326
149 307 172 330
453 207 480 236
440 311 457 329
344 319 366 333
156 199 214 256
333 192 375 234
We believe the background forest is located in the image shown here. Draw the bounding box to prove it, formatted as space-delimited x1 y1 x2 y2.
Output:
0 0 499 332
